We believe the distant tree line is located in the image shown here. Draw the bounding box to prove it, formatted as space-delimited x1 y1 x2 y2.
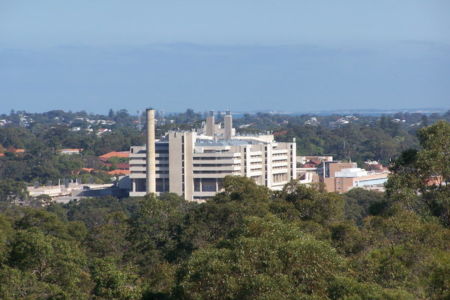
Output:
1 108 448 184
236 111 450 165
0 121 448 299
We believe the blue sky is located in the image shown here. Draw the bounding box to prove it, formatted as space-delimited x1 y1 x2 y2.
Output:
1 0 449 113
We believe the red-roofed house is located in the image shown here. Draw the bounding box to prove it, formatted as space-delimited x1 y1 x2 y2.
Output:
99 151 129 161
5 148 25 155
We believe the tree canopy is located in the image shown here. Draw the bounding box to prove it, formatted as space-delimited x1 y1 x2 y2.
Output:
0 120 448 299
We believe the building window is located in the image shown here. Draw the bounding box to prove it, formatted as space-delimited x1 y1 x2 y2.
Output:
156 178 169 192
202 178 217 192
135 179 146 192
194 178 201 192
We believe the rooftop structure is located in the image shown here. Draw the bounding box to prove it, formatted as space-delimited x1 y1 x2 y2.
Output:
296 156 334 186
129 110 296 201
319 161 389 193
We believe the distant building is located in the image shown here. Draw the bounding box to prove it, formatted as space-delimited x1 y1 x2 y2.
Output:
296 156 334 185
336 118 350 125
364 160 387 172
97 128 111 136
129 110 297 201
319 161 389 193
58 148 83 155
297 155 333 166
304 117 320 126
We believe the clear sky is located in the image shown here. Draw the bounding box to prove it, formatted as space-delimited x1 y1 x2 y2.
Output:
1 0 449 113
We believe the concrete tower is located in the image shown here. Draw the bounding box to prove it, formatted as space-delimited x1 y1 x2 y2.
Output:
224 110 233 140
146 109 156 194
206 111 215 136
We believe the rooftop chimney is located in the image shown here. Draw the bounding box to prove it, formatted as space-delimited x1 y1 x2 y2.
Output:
146 109 156 194
224 110 233 140
206 110 215 136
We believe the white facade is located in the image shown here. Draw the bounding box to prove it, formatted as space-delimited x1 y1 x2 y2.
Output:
335 168 368 178
129 112 296 201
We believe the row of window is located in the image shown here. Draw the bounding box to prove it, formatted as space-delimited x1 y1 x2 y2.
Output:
193 156 236 160
273 173 288 183
193 164 239 167
193 170 234 174
130 164 169 168
194 178 224 192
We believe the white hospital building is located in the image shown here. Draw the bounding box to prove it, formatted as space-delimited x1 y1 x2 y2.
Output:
129 110 296 201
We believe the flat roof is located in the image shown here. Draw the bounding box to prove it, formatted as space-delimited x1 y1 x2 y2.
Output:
195 139 257 147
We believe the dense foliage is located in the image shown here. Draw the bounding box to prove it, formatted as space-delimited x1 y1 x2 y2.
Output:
0 114 449 299
0 174 449 299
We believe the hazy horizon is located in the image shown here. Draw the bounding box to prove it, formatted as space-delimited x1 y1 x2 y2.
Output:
1 1 449 113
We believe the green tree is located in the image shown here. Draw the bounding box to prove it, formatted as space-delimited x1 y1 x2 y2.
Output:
416 121 450 186
218 175 271 203
91 258 141 300
0 266 63 300
427 251 450 300
16 208 86 240
125 193 185 297
330 222 366 256
178 176 272 255
328 276 414 300
127 194 186 265
8 230 90 298
277 181 344 226
0 215 14 265
343 188 385 225
386 121 450 225
180 216 343 299
351 210 450 296
0 179 28 205
86 211 129 259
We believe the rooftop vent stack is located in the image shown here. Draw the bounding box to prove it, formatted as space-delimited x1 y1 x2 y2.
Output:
224 110 233 140
146 109 156 194
206 110 215 136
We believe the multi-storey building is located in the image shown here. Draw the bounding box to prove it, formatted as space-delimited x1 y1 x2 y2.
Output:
129 110 296 201
319 161 389 193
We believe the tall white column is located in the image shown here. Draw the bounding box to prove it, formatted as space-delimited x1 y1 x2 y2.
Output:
146 109 156 194
224 111 232 140
206 111 215 136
